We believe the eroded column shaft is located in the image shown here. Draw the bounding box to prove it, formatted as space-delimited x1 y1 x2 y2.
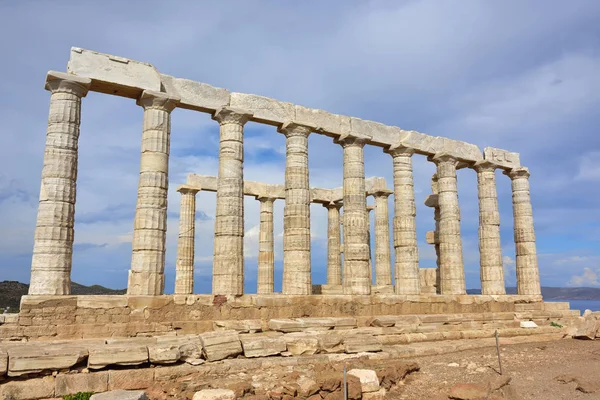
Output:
433 154 465 295
128 91 179 295
257 197 275 294
374 194 392 286
29 73 91 295
475 162 505 295
507 168 541 295
279 123 312 295
174 188 199 295
326 203 342 286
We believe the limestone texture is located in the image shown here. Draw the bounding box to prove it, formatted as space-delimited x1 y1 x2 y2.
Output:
7 345 88 376
372 181 392 287
192 389 236 400
325 202 342 286
128 90 179 295
240 336 286 358
257 197 275 294
88 345 149 369
212 107 252 295
386 145 420 294
199 330 243 361
147 344 181 364
29 71 91 295
279 122 312 295
174 187 199 294
55 372 109 396
347 369 380 393
90 390 149 400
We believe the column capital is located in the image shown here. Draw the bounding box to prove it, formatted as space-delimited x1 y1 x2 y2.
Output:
137 90 180 112
323 200 343 210
504 166 530 180
473 160 499 173
429 153 459 165
334 132 371 148
45 71 92 97
256 195 278 203
384 143 415 157
177 185 200 195
372 189 393 198
212 106 253 126
366 205 375 212
277 121 313 137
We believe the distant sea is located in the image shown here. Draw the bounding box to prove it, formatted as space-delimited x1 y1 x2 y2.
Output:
546 299 600 315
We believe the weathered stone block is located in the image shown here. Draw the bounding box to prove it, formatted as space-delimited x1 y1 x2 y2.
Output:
8 345 88 376
108 369 155 390
484 147 520 169
88 345 148 369
295 105 351 135
192 388 235 400
0 347 7 376
240 336 286 358
161 74 229 112
90 390 149 400
148 344 181 364
55 371 109 396
213 319 262 333
199 330 242 361
0 376 55 400
347 369 380 393
343 335 382 353
284 334 319 356
230 92 294 125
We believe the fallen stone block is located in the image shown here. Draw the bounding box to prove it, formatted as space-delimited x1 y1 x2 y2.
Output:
284 334 320 356
155 334 203 363
192 388 236 400
108 368 155 390
214 319 262 333
90 390 149 400
269 317 356 332
55 371 109 396
0 376 55 400
200 330 242 361
269 319 304 332
316 333 344 353
297 376 320 397
148 344 180 364
363 388 387 400
573 316 599 340
520 321 538 328
106 337 157 346
8 345 88 376
347 369 380 393
88 345 148 369
240 336 286 358
0 347 7 376
343 335 382 353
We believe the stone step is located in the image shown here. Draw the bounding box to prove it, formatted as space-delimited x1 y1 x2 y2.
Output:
268 317 357 332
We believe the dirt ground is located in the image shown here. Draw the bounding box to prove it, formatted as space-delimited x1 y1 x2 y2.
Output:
147 338 600 399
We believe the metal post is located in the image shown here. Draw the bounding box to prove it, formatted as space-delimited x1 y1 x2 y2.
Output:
495 329 503 375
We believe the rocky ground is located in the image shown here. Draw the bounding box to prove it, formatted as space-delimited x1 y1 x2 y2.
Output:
142 338 600 399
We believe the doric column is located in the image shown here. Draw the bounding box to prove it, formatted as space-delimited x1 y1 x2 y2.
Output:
278 122 312 295
29 71 91 295
257 196 275 294
212 107 252 295
324 202 342 286
174 187 199 295
128 90 179 295
505 167 541 295
373 188 393 287
474 161 505 295
366 205 374 281
385 145 420 294
336 134 370 295
431 153 465 295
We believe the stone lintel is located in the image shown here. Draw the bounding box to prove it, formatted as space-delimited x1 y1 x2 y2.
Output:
484 147 521 170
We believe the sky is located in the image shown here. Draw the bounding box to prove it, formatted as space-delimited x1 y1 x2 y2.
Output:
1 1 599 293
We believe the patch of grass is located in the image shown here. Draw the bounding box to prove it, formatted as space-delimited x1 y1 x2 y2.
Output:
63 392 94 400
550 321 563 328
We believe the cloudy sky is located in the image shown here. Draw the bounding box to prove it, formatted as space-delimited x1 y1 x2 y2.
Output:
1 1 599 293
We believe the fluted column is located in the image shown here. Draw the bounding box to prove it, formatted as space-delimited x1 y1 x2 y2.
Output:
174 187 199 295
29 71 91 295
212 107 252 295
336 135 370 295
474 161 505 295
373 192 393 287
128 90 179 295
257 196 275 294
325 202 342 285
385 145 420 294
505 167 541 295
366 205 374 282
432 153 465 295
278 122 312 295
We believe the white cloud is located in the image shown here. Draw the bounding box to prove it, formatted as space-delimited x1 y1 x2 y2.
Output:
568 268 600 287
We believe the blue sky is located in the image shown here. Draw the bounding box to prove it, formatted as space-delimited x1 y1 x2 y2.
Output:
1 1 600 293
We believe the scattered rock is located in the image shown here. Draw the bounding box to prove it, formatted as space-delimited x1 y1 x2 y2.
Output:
573 316 599 340
297 376 320 397
200 331 243 361
520 321 538 328
379 362 419 390
447 362 460 367
148 344 180 364
228 381 253 398
346 374 362 399
192 388 236 400
363 388 386 400
347 369 380 393
448 383 490 400
576 380 600 394
90 390 148 400
489 376 511 391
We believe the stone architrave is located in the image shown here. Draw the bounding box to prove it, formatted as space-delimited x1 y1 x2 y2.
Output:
432 153 465 295
29 71 91 295
373 189 393 287
212 107 253 295
336 134 371 295
128 90 179 296
278 122 312 295
324 202 342 286
257 196 275 294
474 161 505 295
505 167 541 295
174 187 200 295
385 145 420 294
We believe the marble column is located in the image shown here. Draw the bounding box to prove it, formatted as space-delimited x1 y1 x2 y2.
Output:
128 90 179 295
257 196 275 294
373 191 393 287
366 205 374 282
431 153 465 295
212 107 252 295
474 161 505 295
385 145 420 294
336 135 370 295
278 122 312 295
174 187 199 295
29 71 91 295
325 202 342 286
505 167 541 295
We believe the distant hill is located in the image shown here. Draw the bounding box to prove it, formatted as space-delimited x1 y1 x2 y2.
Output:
467 286 600 300
0 281 125 312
